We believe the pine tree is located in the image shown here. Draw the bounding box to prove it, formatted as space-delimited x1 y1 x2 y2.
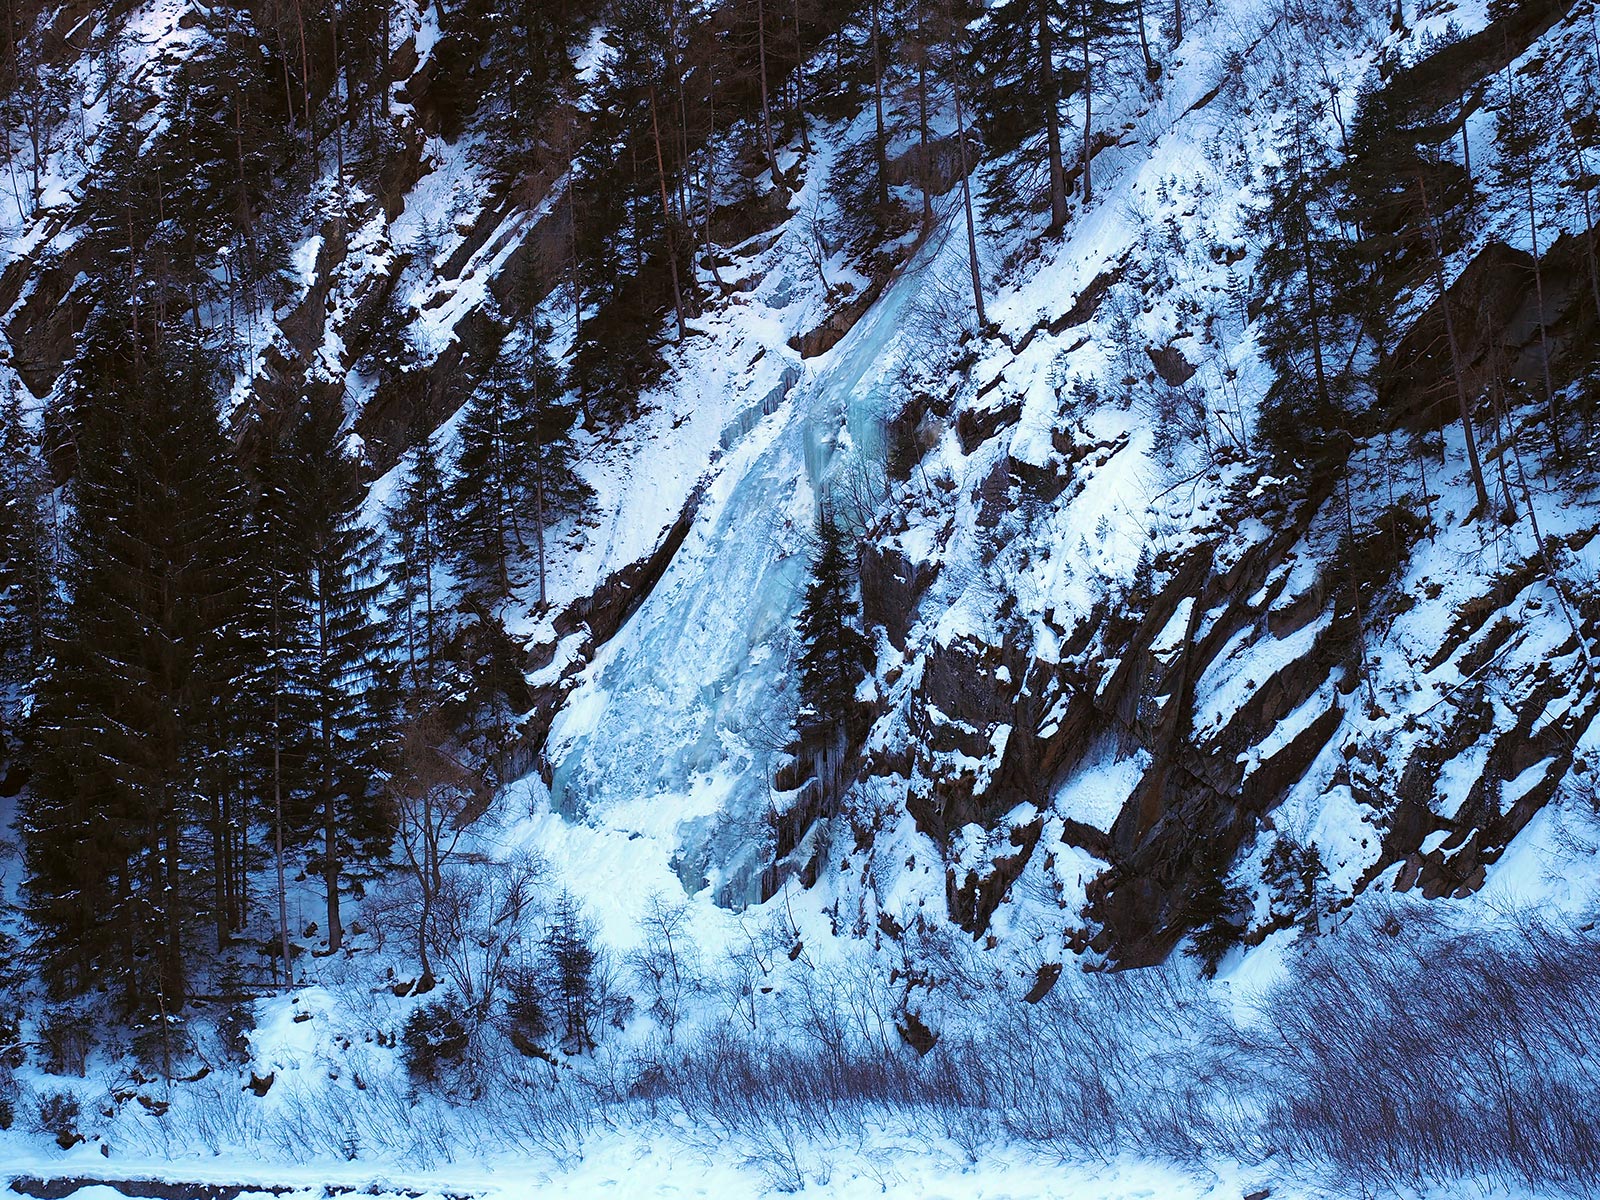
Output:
971 0 1067 223
795 514 869 746
385 430 450 707
1065 0 1135 206
544 890 600 1054
0 384 54 719
972 0 1130 217
473 0 588 190
183 459 259 958
1492 68 1563 450
450 363 522 602
1340 72 1488 508
240 422 315 982
281 391 396 953
1250 102 1359 463
510 324 593 609
25 316 244 1013
1184 872 1249 978
568 0 698 417
449 320 590 603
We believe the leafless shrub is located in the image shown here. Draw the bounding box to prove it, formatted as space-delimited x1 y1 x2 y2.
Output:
1251 907 1600 1192
92 894 1600 1190
629 893 703 1042
428 851 548 1019
826 451 890 541
379 714 488 991
649 909 1600 1190
186 1076 261 1153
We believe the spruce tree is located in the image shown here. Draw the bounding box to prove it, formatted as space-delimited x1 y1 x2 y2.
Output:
449 361 521 601
449 320 590 603
1250 102 1359 463
25 316 243 1012
281 391 396 953
0 385 54 722
545 890 600 1054
1339 73 1488 507
385 430 450 707
795 514 869 746
971 0 1069 223
1184 872 1249 978
1065 0 1135 206
240 422 317 980
567 1 686 417
474 0 588 190
1492 70 1563 449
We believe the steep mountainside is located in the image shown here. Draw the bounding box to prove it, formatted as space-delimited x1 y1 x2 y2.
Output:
0 0 1599 1191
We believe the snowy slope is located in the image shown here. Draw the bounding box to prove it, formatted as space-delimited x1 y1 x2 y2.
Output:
3 0 1600 1192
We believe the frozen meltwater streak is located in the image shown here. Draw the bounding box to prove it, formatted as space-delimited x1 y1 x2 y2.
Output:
544 228 954 905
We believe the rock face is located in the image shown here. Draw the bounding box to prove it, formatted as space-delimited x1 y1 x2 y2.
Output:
839 371 1600 967
787 2 1600 966
857 467 1361 962
7 0 1600 990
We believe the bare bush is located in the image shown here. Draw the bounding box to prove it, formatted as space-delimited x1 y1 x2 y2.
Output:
81 896 1600 1190
630 893 703 1041
641 908 1600 1193
1251 907 1600 1192
379 714 489 991
428 851 547 1020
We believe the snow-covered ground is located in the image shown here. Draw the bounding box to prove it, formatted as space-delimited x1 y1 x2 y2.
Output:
0 1147 1567 1200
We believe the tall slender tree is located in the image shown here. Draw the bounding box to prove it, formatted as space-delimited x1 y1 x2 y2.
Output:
449 321 590 604
385 430 450 707
1493 66 1563 453
1250 103 1359 461
281 391 396 953
0 384 54 710
26 316 243 1012
795 514 869 746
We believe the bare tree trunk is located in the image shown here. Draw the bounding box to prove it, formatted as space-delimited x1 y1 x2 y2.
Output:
703 66 729 291
1491 382 1598 684
953 68 986 328
273 595 293 985
532 350 549 607
318 593 343 952
1039 0 1067 230
1133 0 1156 78
294 0 313 147
871 0 888 208
417 785 436 987
324 794 342 951
1523 169 1563 456
915 0 933 229
569 117 582 342
1418 173 1490 514
534 469 548 608
1080 16 1094 204
651 86 689 342
757 0 784 193
1293 122 1332 418
1341 467 1376 711
332 0 345 183
381 0 391 117
213 790 228 951
1505 64 1563 455
1553 75 1600 326
793 0 811 155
